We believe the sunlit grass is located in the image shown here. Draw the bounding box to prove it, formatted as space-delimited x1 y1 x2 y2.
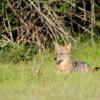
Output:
0 42 100 100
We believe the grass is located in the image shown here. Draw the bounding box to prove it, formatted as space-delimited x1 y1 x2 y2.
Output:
0 42 100 100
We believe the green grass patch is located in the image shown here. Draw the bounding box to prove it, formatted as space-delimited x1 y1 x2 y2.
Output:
0 43 100 100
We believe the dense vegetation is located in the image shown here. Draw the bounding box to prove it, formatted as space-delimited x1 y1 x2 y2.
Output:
0 0 100 62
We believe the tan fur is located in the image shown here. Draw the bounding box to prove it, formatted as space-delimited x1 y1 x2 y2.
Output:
55 43 73 73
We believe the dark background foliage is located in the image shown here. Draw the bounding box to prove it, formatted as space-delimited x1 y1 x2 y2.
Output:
0 0 100 62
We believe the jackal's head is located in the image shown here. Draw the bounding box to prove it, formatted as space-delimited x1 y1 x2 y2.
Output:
55 43 72 65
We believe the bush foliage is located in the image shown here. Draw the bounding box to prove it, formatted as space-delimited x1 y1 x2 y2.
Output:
0 0 100 62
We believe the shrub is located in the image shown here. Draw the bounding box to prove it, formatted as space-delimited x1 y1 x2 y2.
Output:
0 39 36 63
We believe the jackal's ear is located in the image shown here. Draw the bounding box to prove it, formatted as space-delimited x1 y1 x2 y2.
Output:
66 43 72 52
55 43 59 50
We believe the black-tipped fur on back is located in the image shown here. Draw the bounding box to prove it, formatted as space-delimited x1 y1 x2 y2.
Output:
72 61 92 72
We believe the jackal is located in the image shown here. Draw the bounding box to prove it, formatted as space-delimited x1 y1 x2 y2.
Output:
55 43 100 73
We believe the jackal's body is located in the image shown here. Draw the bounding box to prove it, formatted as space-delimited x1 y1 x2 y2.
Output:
55 43 98 73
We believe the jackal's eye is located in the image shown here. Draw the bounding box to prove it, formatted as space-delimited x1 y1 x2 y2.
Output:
60 53 63 55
